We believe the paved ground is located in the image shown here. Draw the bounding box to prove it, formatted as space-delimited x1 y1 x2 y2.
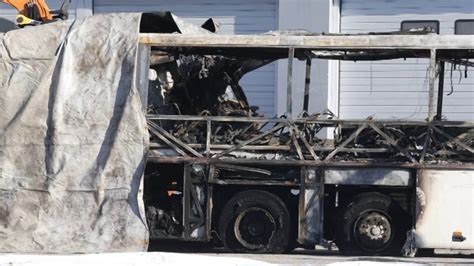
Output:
149 242 474 265
208 250 474 265
1 250 472 265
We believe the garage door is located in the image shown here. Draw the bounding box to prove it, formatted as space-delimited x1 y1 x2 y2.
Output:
339 0 474 121
94 0 278 117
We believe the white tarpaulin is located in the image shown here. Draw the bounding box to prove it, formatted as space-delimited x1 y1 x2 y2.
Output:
0 13 149 253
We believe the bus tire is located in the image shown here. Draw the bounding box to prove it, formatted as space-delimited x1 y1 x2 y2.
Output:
335 192 409 256
218 190 290 253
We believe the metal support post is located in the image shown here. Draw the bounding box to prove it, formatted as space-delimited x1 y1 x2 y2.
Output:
435 61 445 120
303 57 312 112
287 47 295 116
136 44 151 112
427 49 438 121
206 120 211 157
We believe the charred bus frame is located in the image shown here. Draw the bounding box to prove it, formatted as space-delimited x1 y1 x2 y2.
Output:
138 32 474 256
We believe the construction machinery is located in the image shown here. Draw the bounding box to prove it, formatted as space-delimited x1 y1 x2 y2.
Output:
1 0 69 26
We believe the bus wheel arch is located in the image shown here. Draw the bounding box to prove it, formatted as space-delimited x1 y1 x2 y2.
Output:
218 189 291 253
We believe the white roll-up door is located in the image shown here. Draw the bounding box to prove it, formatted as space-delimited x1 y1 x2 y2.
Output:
339 0 474 120
94 0 278 116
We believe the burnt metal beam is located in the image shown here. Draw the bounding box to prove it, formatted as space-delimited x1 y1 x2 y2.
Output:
206 120 211 157
136 44 150 111
419 127 432 163
291 125 320 160
148 121 203 158
139 33 474 50
298 167 306 242
213 123 286 158
303 57 312 112
325 124 368 161
212 179 299 186
147 156 474 170
150 143 437 154
205 185 213 241
147 115 474 127
435 61 445 121
290 127 304 160
432 126 474 153
428 49 438 121
287 47 295 115
183 165 191 239
215 163 272 176
369 124 417 163
148 126 188 157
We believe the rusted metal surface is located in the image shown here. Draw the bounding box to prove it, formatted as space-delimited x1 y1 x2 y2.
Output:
146 115 474 127
148 122 188 157
303 56 312 113
287 47 295 115
215 163 272 176
148 115 473 166
211 179 298 187
368 124 417 163
148 121 203 158
182 165 208 240
432 126 474 153
139 33 474 50
147 156 474 171
212 123 286 159
323 168 413 186
299 168 324 245
435 61 446 121
428 49 438 121
419 126 432 163
324 124 368 161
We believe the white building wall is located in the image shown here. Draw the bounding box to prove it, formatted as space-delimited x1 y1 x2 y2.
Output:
339 0 474 121
277 0 331 117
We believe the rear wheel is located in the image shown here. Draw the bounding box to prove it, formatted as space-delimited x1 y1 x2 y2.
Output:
353 209 393 252
336 192 409 256
218 190 290 253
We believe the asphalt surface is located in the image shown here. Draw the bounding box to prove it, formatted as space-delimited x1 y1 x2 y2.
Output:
149 242 474 265
211 251 474 265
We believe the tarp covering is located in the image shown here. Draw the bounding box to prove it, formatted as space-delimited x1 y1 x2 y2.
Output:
0 13 149 253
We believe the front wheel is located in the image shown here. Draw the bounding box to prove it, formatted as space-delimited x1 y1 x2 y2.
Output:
218 190 291 253
335 192 409 256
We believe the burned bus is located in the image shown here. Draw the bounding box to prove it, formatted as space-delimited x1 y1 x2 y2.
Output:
137 20 474 256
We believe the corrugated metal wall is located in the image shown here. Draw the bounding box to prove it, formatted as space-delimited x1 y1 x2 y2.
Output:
340 0 474 120
94 0 278 116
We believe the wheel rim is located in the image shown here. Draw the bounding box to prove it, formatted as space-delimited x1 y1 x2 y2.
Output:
353 210 393 252
234 207 276 250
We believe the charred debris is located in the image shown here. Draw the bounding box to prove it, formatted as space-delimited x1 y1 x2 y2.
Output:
141 12 473 165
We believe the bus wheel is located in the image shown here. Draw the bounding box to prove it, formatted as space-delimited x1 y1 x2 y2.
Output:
336 192 408 256
218 190 290 253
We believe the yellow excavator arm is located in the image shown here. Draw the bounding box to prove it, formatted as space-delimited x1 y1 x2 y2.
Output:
1 0 68 26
